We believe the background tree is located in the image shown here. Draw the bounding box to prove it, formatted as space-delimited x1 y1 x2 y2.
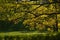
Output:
0 0 60 32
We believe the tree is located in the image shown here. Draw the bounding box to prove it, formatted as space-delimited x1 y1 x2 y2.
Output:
0 0 60 32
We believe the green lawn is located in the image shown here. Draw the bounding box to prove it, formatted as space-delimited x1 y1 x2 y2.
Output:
0 32 46 36
0 32 59 40
0 31 57 36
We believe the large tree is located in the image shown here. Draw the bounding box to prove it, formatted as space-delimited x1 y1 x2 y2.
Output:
0 0 60 32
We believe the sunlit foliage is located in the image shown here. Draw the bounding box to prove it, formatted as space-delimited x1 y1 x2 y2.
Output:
0 0 60 32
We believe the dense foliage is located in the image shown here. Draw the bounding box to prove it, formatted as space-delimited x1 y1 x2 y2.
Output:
0 0 60 32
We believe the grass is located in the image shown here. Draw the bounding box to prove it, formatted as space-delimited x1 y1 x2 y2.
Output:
0 31 59 40
0 31 57 37
0 31 47 36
